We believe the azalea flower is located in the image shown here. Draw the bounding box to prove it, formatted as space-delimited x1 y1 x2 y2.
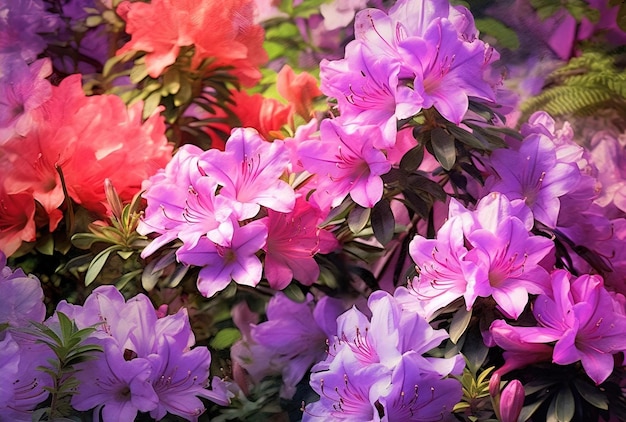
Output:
72 338 159 422
305 291 462 420
177 219 268 298
490 270 626 384
0 74 173 224
320 41 422 148
263 197 338 289
200 127 295 220
233 293 344 399
298 118 392 209
0 57 51 143
0 252 46 327
117 0 267 84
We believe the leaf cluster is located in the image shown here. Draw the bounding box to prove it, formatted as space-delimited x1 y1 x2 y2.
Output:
521 50 626 122
25 312 103 421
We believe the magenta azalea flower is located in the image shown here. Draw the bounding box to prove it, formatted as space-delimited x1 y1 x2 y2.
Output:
400 19 498 124
263 197 338 289
491 270 626 384
298 119 392 208
406 214 475 319
320 41 422 148
177 219 268 297
200 127 295 219
454 193 553 319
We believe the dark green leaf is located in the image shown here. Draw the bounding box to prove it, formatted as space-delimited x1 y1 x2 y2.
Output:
400 144 424 173
547 387 575 422
431 127 456 170
348 205 371 234
371 199 395 246
573 379 608 410
282 283 306 302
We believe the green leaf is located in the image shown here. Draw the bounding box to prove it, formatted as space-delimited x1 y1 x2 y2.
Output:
399 144 424 173
449 306 472 344
347 205 371 234
547 387 575 422
282 283 306 302
210 328 242 350
143 91 162 119
431 127 456 170
371 199 395 246
475 18 520 50
85 245 121 286
573 379 608 410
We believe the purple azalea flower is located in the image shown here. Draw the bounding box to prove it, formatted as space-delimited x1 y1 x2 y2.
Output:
304 360 388 421
200 127 295 219
72 338 159 422
0 56 52 143
320 41 423 148
0 0 59 62
485 131 581 228
0 334 19 410
263 196 338 289
379 353 463 422
177 219 268 297
0 251 46 328
234 293 344 398
298 118 392 209
148 336 228 421
59 286 231 418
306 291 462 420
0 330 55 421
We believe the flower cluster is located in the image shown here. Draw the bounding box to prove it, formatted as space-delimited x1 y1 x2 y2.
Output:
2 0 626 421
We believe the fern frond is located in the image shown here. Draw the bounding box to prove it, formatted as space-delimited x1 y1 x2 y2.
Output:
520 50 626 122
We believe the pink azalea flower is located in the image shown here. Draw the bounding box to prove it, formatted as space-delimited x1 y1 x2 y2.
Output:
455 193 553 319
0 74 172 225
263 197 338 289
200 128 295 220
298 119 392 209
488 319 553 376
177 220 268 297
0 181 36 257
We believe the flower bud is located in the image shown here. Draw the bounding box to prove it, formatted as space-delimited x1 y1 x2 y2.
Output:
499 379 524 422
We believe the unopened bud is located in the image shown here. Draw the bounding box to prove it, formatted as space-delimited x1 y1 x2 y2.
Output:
499 379 524 422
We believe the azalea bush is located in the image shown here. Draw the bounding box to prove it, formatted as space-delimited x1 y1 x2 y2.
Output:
2 0 626 421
